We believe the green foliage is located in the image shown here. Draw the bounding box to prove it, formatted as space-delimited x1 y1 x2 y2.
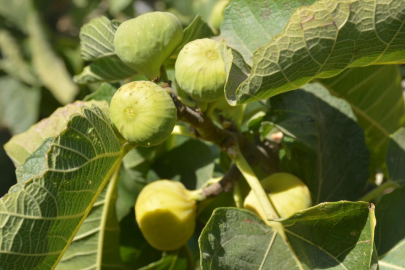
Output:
0 105 123 269
222 0 405 105
1 0 405 269
320 65 405 176
375 186 405 269
200 203 375 269
269 83 369 203
386 128 405 183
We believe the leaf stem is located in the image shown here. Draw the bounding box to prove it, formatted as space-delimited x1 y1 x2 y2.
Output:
233 181 243 208
231 146 279 219
360 180 400 202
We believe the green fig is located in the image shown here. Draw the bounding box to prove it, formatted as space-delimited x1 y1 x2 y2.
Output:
175 38 226 102
109 81 177 147
209 0 230 31
114 12 183 79
135 180 196 251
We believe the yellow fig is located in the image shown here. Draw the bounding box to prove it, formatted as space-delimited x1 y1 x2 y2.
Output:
244 173 312 219
109 81 177 147
114 12 183 79
175 38 226 102
135 180 197 251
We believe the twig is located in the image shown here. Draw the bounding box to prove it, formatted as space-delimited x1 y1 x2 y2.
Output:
167 87 236 149
202 164 241 198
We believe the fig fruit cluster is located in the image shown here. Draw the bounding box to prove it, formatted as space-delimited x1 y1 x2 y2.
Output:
135 180 197 251
109 81 177 147
244 173 312 219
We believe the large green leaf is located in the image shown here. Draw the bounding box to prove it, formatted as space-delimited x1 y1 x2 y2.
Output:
222 0 405 105
56 172 123 270
74 56 138 84
28 10 79 104
0 77 40 135
269 83 369 203
386 128 405 184
76 17 137 84
375 185 405 269
320 65 405 173
200 202 376 269
221 0 316 65
0 105 123 269
4 100 109 167
80 16 119 61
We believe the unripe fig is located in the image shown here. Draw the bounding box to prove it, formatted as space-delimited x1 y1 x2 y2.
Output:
244 173 312 219
175 38 226 102
209 0 230 31
135 180 197 251
114 12 183 79
109 81 177 147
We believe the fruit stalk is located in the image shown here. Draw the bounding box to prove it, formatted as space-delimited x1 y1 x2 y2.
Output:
231 146 280 220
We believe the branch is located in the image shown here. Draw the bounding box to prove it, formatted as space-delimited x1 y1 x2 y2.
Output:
167 86 236 150
202 164 241 198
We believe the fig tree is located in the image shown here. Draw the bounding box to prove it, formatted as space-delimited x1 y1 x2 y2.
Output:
114 12 183 79
244 173 312 219
135 180 197 251
175 38 226 102
109 81 177 147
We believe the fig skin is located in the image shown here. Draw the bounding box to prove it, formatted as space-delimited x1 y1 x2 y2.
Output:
109 81 177 147
244 173 312 220
209 0 230 31
114 12 183 79
135 180 196 251
175 38 226 102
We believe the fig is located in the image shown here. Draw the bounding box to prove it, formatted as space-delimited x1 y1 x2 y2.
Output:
244 173 312 219
135 180 197 251
114 12 183 79
109 81 177 147
209 0 230 31
175 38 226 102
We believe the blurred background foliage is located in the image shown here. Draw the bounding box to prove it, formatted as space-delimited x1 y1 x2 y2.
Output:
0 0 223 198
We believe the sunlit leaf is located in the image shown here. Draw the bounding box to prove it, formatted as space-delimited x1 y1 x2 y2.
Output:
0 105 123 269
223 0 405 105
4 100 109 167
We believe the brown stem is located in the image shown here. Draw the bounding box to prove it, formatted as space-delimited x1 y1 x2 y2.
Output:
202 165 241 198
168 87 236 150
